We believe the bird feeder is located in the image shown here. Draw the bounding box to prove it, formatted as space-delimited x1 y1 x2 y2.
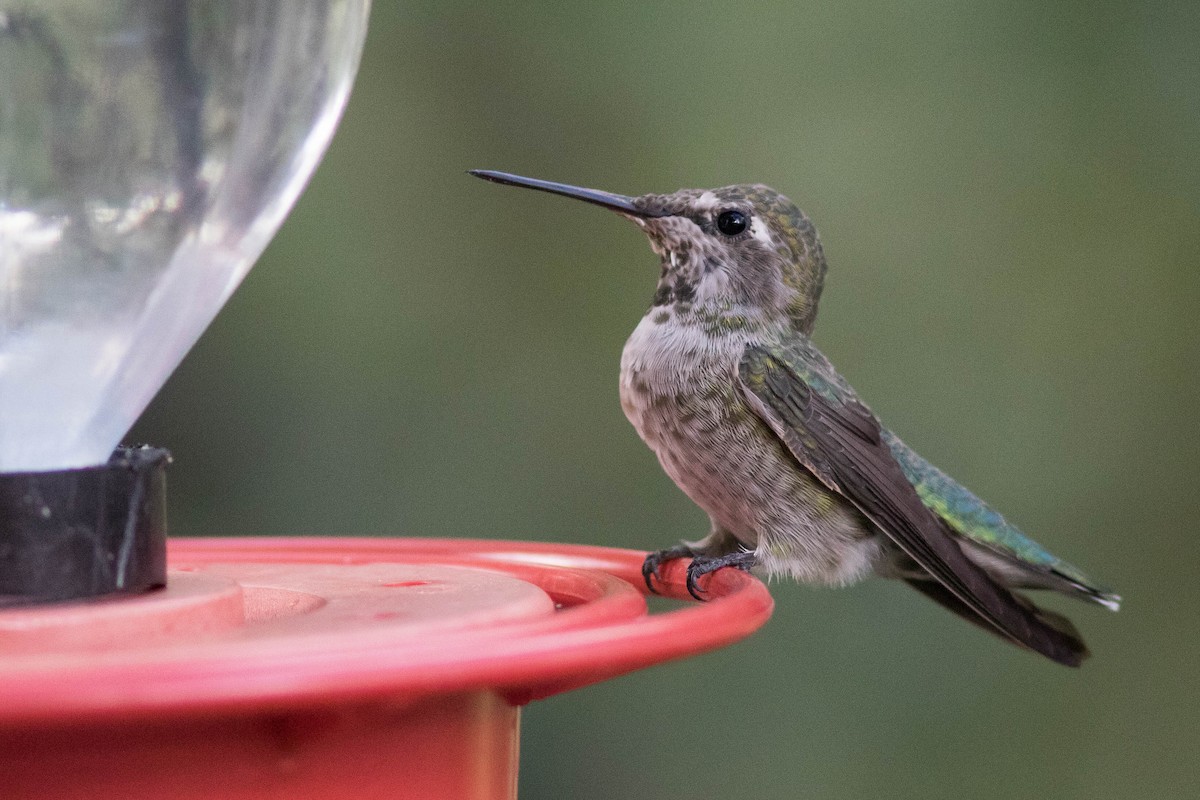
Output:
0 538 771 799
0 4 772 798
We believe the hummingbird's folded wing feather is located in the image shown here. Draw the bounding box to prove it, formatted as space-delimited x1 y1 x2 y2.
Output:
736 342 1088 666
881 429 1120 610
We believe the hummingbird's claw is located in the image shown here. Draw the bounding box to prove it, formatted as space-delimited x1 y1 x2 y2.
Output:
641 544 697 594
684 551 758 602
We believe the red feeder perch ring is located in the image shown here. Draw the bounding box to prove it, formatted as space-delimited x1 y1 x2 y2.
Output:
0 537 773 800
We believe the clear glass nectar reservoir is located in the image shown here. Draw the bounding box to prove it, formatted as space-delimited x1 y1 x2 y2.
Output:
0 2 371 471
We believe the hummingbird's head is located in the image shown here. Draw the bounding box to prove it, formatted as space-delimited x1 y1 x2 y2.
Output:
470 171 828 333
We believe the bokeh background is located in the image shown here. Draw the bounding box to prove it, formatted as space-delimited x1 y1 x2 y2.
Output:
130 2 1199 798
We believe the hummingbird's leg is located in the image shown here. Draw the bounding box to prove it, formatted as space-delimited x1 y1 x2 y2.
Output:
641 544 697 593
642 525 745 594
685 551 757 600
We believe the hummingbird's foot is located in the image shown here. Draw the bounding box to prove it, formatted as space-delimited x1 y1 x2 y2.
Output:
685 551 757 601
641 544 697 594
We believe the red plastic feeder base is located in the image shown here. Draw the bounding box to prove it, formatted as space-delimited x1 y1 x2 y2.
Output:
0 537 772 800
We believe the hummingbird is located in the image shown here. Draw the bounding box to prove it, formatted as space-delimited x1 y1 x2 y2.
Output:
470 169 1119 666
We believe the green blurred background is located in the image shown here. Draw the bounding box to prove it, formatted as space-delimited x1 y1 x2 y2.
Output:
130 2 1198 798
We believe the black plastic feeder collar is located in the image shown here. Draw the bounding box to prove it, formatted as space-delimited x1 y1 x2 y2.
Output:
0 446 170 608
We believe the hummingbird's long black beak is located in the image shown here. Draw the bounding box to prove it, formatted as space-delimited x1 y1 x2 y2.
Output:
469 170 665 217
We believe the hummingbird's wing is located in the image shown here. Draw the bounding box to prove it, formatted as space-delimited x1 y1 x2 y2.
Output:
881 430 1119 610
737 339 1089 666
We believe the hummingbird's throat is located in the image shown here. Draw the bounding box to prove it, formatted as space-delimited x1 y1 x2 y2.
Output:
651 273 697 308
643 214 741 312
649 239 704 308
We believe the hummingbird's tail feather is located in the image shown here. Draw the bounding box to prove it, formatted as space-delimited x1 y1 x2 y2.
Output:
904 578 1090 664
1051 569 1122 612
946 532 1122 612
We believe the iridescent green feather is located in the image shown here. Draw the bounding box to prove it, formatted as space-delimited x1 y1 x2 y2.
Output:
882 429 1120 609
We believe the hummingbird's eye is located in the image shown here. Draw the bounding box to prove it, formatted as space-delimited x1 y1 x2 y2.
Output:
716 209 748 236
